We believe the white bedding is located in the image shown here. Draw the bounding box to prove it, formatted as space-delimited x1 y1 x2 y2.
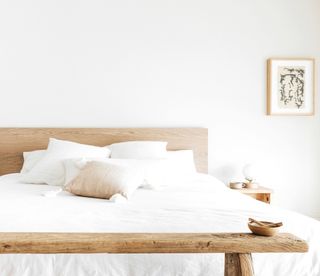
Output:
0 173 319 276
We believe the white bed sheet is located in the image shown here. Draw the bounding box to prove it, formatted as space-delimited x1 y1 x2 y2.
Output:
0 173 319 276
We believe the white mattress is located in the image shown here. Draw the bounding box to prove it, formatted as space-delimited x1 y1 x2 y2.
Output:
0 173 319 276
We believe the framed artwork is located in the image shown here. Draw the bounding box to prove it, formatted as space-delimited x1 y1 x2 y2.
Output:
267 58 315 115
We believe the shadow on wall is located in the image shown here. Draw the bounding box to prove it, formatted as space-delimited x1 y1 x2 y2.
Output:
213 164 242 184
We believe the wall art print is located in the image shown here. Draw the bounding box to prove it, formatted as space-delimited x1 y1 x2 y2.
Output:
267 58 315 115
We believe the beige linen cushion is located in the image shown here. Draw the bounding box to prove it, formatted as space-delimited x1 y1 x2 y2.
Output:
65 161 143 199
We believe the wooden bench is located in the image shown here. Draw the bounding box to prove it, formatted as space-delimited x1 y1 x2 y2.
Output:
0 232 308 276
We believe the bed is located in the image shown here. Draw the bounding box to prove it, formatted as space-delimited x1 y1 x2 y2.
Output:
0 128 318 276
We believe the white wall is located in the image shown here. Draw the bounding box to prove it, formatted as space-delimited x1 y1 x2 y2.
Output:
0 0 319 217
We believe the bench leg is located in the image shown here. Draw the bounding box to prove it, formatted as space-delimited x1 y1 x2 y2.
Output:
225 253 254 276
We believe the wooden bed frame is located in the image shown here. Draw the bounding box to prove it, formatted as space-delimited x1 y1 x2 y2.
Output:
0 128 208 175
0 128 308 276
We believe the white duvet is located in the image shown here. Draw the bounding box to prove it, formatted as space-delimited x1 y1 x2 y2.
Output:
0 173 319 276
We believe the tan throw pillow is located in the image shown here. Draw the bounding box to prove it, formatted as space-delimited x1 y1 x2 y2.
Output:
65 161 143 199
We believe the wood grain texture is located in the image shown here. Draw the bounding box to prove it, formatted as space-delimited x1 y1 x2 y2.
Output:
237 186 273 194
236 187 273 204
225 253 242 276
239 253 255 276
0 128 208 175
251 193 271 204
0 233 308 254
225 253 254 276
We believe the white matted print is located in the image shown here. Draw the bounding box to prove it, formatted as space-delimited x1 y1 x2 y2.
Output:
267 58 315 115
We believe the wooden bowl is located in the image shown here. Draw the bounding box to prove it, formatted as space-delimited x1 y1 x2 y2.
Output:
248 221 282 237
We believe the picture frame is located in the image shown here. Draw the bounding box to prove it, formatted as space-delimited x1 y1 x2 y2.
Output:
267 58 315 116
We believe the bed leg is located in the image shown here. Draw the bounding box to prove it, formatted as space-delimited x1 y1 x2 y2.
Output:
224 253 254 276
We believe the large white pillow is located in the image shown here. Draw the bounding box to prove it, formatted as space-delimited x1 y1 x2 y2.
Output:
20 138 110 186
167 150 197 174
20 149 46 174
63 150 197 189
63 158 164 187
109 141 168 159
144 150 197 187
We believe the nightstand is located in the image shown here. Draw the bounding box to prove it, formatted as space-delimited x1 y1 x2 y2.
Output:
231 186 273 204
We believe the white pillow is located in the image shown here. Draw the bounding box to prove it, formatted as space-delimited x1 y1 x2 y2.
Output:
142 150 197 188
63 150 197 189
20 138 111 186
167 150 197 174
20 150 46 173
109 141 168 159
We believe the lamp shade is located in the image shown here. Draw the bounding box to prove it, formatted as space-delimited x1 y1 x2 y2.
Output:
242 163 258 182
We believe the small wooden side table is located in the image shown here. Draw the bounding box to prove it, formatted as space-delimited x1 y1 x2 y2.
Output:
232 186 273 204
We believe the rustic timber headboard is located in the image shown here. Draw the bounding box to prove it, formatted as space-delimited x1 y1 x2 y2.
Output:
0 128 208 175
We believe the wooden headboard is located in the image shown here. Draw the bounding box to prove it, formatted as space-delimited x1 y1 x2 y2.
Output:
0 128 208 175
